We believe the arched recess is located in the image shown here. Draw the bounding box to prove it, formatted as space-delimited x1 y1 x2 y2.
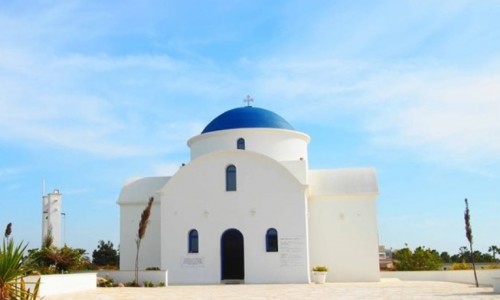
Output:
237 138 245 150
226 165 237 191
188 229 199 253
221 228 244 281
266 228 278 252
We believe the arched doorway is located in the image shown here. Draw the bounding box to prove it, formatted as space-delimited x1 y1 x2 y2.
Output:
221 228 244 282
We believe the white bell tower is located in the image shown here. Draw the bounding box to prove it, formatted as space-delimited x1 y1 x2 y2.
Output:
42 189 62 247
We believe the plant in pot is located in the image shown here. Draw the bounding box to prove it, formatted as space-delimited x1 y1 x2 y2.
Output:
311 266 328 284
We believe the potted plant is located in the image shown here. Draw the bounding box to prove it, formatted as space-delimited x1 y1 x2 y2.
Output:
311 266 328 284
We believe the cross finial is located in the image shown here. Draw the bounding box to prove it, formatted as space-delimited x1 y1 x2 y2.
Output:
243 95 254 107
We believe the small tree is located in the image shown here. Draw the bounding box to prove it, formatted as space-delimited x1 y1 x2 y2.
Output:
393 246 442 271
92 240 119 267
488 245 499 262
464 198 479 287
24 245 88 274
25 223 89 275
440 252 452 263
135 196 154 286
393 247 413 270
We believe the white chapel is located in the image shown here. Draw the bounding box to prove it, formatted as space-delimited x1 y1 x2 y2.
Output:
117 104 380 284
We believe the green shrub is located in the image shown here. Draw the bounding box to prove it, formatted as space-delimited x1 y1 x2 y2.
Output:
312 266 328 272
24 245 90 274
142 281 155 287
393 246 442 271
124 280 137 287
0 239 41 300
97 277 115 287
450 261 471 270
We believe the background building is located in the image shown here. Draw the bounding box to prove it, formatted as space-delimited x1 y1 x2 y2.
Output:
42 189 63 247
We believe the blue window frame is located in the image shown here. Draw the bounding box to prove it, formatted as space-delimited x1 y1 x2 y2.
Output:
266 228 278 252
188 229 199 253
226 165 237 191
237 138 245 150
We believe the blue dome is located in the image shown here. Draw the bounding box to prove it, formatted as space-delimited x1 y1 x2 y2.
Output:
202 106 294 134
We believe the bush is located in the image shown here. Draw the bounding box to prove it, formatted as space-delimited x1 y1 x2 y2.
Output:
97 276 115 287
312 266 328 272
1 239 41 300
24 245 90 274
143 281 155 287
449 261 471 270
484 263 500 269
393 246 442 271
124 280 137 287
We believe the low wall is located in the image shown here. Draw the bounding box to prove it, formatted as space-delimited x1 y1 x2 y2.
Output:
24 273 96 297
97 270 168 286
381 269 500 287
493 277 500 293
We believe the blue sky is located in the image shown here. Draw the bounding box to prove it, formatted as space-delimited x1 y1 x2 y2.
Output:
1 0 499 256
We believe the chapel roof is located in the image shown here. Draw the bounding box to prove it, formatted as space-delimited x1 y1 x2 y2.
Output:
201 106 294 134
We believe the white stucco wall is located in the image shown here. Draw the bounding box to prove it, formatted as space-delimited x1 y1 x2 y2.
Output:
119 203 162 270
308 168 380 282
188 128 310 163
98 270 168 286
25 273 96 297
118 177 170 204
281 160 308 184
160 150 310 284
118 177 169 270
308 196 380 282
308 168 378 196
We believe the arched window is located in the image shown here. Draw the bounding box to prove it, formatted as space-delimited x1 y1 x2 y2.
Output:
237 138 245 150
226 165 237 191
188 229 199 253
266 228 278 252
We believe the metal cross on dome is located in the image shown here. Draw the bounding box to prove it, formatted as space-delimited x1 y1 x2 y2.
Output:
243 95 254 107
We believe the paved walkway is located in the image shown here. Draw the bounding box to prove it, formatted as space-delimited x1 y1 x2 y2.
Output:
45 280 499 300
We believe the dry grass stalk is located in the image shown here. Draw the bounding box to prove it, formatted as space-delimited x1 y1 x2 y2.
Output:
464 198 479 287
134 196 154 286
4 223 11 239
138 197 154 240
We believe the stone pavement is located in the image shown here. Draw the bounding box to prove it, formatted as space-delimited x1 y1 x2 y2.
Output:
45 280 499 300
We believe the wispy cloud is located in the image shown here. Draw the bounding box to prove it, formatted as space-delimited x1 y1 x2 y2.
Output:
243 0 500 168
0 48 213 157
362 64 500 164
0 167 25 179
250 55 500 165
1 0 499 167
